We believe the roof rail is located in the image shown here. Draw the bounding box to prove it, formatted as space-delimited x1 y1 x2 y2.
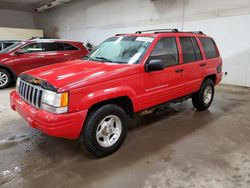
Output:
115 29 205 36
183 31 204 35
135 29 179 34
115 33 130 36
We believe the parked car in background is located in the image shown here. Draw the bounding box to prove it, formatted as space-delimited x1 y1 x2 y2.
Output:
10 29 222 157
0 39 88 88
0 40 20 51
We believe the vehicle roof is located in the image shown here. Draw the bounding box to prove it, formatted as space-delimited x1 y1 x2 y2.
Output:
26 39 83 43
0 40 21 42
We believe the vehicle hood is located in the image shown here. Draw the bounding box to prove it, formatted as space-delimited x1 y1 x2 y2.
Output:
24 60 140 91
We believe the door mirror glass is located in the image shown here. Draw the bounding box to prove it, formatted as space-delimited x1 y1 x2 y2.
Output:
145 59 164 72
14 49 27 55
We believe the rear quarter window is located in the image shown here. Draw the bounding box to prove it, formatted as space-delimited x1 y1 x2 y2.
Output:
43 42 64 51
63 43 79 51
199 38 218 59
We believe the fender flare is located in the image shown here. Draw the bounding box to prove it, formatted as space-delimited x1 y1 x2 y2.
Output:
0 64 16 80
79 86 138 111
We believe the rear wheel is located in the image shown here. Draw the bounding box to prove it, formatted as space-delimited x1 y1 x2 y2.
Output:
81 104 128 158
192 79 214 111
0 68 11 89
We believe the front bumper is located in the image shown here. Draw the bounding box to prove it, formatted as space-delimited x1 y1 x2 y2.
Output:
10 91 88 139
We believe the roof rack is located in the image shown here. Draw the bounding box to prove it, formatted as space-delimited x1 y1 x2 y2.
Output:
115 29 205 36
135 29 179 34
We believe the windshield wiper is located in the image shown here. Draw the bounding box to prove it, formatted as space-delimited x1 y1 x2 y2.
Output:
83 55 91 60
94 56 113 62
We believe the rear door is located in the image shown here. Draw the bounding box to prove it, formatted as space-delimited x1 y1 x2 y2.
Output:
198 37 221 77
62 43 83 61
141 37 185 109
42 42 68 64
179 36 204 94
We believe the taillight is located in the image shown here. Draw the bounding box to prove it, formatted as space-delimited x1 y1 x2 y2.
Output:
217 64 222 73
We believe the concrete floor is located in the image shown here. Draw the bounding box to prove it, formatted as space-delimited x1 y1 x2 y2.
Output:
0 84 250 188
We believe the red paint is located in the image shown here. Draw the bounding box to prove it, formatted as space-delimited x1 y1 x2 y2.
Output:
10 91 88 139
0 39 88 78
10 32 222 139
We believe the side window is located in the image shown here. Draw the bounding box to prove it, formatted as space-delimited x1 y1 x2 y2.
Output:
63 43 79 51
149 37 179 67
43 42 64 52
3 42 15 49
21 43 43 53
191 38 202 61
180 37 196 63
199 38 218 59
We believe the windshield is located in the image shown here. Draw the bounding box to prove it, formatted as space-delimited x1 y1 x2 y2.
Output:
84 36 154 64
0 42 24 54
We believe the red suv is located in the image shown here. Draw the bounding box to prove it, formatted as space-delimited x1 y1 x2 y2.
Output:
10 29 223 157
0 39 88 88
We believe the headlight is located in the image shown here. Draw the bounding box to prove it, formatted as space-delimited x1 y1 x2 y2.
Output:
16 77 20 90
41 90 69 114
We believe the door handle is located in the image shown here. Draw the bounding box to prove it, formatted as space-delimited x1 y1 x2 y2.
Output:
37 56 44 58
64 54 70 56
175 68 184 73
200 63 207 67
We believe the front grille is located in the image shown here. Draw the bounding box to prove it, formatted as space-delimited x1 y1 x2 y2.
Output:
18 80 43 108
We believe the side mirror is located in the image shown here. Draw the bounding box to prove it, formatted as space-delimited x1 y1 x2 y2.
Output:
14 49 27 55
145 59 164 72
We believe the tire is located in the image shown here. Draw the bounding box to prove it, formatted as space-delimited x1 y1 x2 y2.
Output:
81 104 128 158
0 68 11 89
192 79 214 111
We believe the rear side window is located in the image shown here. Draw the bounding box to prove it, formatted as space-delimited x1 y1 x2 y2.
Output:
43 42 64 51
63 43 79 50
180 37 196 63
149 37 179 67
199 38 218 59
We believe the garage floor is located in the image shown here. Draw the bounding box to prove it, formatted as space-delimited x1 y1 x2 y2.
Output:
0 85 250 188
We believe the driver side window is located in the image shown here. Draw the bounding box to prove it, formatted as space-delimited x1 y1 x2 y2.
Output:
21 43 43 53
149 37 179 67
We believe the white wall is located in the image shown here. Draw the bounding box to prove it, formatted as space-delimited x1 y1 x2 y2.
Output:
0 9 35 29
34 0 250 87
0 27 43 40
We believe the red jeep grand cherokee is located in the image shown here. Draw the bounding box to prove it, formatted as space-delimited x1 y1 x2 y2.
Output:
10 29 223 157
0 39 88 88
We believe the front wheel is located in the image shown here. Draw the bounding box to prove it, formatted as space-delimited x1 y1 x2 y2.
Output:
0 68 11 89
192 79 214 111
80 104 128 158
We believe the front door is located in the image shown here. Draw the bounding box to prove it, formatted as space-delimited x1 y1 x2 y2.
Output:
12 42 49 75
140 37 185 110
11 42 70 75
